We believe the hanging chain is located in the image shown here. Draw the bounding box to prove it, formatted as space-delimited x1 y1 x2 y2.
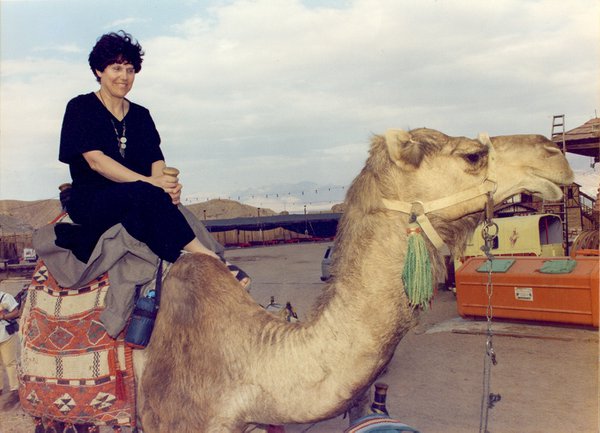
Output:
479 192 501 433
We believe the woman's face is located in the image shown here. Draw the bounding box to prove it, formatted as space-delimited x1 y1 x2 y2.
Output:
96 62 136 98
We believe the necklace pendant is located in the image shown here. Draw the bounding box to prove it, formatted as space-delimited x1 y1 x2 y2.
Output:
119 140 127 158
110 118 127 158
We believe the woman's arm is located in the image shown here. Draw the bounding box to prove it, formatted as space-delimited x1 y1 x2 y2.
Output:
0 308 19 321
83 150 178 192
151 160 166 177
0 296 20 321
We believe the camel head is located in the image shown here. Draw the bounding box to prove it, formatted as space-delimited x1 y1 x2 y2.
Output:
375 128 573 222
489 134 574 203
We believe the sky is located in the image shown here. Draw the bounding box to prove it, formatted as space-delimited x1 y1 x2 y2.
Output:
1 0 599 213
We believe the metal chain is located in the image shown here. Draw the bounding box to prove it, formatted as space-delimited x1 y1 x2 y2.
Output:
479 193 501 433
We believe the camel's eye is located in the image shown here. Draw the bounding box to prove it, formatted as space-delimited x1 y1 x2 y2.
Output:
465 153 480 164
463 152 485 165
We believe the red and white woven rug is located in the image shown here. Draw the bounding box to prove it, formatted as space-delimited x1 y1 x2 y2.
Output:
19 261 136 427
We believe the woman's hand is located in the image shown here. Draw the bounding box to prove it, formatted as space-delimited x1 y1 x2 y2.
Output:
148 162 183 205
169 182 183 205
147 173 178 191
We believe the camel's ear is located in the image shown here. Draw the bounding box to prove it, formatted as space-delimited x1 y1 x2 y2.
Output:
385 128 424 168
477 132 492 147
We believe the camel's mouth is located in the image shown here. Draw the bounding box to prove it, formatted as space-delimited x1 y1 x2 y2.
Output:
494 169 572 204
523 168 573 201
527 177 564 201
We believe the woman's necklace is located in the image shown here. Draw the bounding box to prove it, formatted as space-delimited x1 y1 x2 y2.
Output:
98 91 127 158
112 119 127 158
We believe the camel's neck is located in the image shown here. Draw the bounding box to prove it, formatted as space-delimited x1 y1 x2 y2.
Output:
292 203 416 416
325 209 413 322
261 171 479 422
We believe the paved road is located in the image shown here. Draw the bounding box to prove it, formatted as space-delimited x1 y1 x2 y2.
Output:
1 242 598 433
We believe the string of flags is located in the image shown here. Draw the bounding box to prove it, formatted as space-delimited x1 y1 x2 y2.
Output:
183 185 347 206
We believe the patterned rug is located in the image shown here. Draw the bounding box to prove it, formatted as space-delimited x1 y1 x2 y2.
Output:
18 261 137 427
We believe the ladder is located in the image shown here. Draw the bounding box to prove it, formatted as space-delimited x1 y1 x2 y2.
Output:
546 115 569 253
551 115 567 152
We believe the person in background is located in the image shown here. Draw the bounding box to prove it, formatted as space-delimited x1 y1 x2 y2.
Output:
58 30 249 285
0 290 20 410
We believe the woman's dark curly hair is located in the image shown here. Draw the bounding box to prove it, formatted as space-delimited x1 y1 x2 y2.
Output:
88 30 144 82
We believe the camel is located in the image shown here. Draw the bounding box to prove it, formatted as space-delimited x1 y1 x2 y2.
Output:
136 128 573 432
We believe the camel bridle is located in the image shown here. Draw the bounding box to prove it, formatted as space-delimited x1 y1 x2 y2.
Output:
381 133 498 252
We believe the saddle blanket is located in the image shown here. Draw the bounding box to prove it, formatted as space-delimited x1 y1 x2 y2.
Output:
18 261 137 427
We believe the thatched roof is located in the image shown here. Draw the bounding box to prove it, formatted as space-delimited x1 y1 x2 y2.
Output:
205 213 341 237
552 117 600 162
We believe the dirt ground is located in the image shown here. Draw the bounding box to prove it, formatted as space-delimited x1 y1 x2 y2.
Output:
1 242 598 433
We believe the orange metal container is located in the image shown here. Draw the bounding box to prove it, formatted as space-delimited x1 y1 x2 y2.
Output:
455 256 599 327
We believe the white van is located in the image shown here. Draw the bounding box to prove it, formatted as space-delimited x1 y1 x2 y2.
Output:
320 245 334 281
23 248 37 262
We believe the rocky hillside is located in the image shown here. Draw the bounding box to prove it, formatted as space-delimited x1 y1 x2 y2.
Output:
0 214 34 234
0 199 62 232
0 198 279 233
187 199 277 220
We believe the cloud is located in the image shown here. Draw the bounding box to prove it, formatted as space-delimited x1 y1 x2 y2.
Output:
0 58 89 198
575 169 600 198
104 17 150 29
32 43 84 54
1 0 598 203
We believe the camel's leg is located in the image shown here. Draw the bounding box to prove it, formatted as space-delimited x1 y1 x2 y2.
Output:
40 420 64 433
33 417 44 433
61 423 77 433
347 390 371 424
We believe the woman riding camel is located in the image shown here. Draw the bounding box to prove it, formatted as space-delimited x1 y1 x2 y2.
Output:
58 31 249 285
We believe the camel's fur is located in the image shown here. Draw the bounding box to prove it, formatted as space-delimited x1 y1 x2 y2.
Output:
138 128 573 432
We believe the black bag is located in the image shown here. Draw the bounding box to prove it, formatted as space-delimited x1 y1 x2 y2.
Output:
125 260 163 349
125 296 157 348
6 320 19 335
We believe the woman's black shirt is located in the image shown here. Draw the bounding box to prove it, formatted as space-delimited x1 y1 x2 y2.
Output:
59 92 164 190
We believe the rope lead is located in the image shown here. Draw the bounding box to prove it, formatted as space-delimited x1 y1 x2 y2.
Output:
479 192 501 433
